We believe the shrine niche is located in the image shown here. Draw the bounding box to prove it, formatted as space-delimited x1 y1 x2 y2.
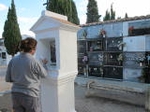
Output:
37 38 56 68
50 40 56 65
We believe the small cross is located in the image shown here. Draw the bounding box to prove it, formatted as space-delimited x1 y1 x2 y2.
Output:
43 0 51 6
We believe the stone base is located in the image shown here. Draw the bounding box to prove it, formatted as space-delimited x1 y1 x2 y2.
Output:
41 72 77 112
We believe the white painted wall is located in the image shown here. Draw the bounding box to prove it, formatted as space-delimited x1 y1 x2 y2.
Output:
59 29 77 74
123 35 146 52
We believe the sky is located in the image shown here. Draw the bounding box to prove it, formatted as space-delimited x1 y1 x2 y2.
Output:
0 0 150 38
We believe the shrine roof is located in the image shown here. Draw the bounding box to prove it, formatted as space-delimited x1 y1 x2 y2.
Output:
30 10 80 32
51 16 78 27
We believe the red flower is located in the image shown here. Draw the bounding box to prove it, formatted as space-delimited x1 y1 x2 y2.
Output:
128 26 134 35
129 26 134 32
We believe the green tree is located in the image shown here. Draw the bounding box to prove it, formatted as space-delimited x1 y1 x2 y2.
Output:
46 0 79 25
103 4 116 21
110 4 115 20
2 0 22 56
103 10 110 21
125 13 128 18
117 17 121 19
86 0 101 23
71 1 80 24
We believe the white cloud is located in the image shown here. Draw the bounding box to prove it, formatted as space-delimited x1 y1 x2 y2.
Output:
0 4 7 11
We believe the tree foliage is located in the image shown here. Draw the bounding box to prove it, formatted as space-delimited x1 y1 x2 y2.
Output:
2 0 22 56
86 0 101 23
110 4 115 20
46 0 80 25
103 10 110 21
103 4 116 21
125 13 128 18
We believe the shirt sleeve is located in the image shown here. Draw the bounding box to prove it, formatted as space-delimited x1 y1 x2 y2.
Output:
35 61 48 78
5 60 13 82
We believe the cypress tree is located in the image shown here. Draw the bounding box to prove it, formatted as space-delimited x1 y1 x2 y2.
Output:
71 1 79 25
46 0 79 25
103 10 110 21
110 4 115 20
110 4 116 20
86 0 101 23
2 0 22 56
103 4 116 21
125 13 128 18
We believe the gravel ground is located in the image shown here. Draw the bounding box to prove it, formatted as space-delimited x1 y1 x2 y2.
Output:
0 84 145 112
75 85 145 112
0 66 146 112
0 93 12 112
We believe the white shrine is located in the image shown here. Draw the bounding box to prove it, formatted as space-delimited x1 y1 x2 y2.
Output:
30 10 80 112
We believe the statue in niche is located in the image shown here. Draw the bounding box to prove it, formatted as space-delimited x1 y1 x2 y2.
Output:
50 41 56 63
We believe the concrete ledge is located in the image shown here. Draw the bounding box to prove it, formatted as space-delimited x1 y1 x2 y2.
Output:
87 82 144 94
75 76 148 107
75 77 147 93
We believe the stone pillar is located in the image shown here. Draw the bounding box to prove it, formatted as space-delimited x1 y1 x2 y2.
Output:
41 72 76 112
30 10 80 112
